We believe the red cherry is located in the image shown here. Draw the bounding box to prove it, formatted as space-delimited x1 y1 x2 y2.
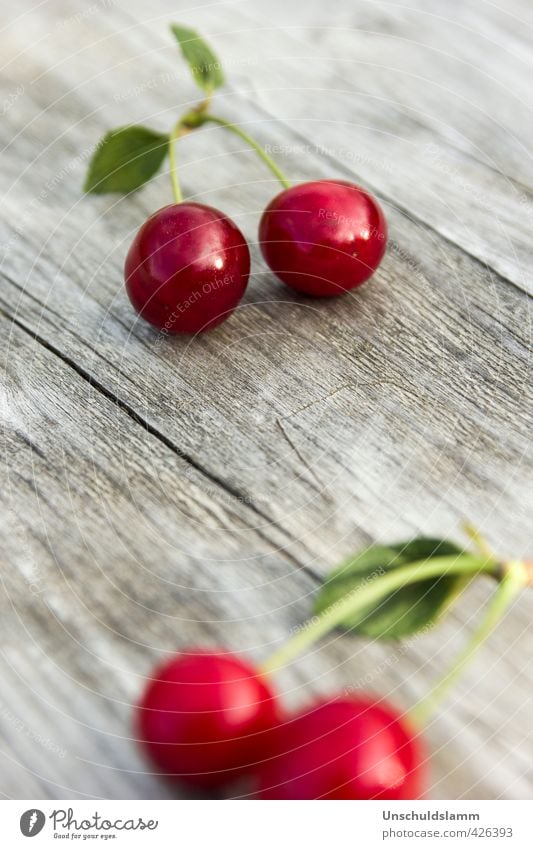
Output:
125 203 250 333
259 180 387 297
136 649 279 787
255 696 426 800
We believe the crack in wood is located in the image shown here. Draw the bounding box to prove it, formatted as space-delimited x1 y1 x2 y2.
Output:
1 303 316 579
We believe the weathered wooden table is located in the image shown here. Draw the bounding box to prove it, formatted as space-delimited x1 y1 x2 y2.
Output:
1 0 531 799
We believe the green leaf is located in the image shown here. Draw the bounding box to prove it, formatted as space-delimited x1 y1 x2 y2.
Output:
314 538 469 640
171 24 224 92
84 126 168 194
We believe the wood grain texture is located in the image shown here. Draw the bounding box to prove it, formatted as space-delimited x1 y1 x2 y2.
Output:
0 0 531 800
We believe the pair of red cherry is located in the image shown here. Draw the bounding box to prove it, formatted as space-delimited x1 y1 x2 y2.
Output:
136 649 425 799
125 179 388 334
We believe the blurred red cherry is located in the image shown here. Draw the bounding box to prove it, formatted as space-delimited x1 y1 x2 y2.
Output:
136 649 279 788
256 696 426 799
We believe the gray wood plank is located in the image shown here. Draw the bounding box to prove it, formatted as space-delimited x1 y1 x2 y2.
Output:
0 0 532 800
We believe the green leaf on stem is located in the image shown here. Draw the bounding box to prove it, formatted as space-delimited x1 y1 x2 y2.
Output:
171 24 224 93
314 538 469 640
84 126 168 194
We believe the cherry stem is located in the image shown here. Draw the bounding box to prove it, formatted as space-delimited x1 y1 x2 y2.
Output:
168 120 191 204
410 560 526 727
260 553 498 677
461 521 494 561
168 103 290 201
199 115 291 189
